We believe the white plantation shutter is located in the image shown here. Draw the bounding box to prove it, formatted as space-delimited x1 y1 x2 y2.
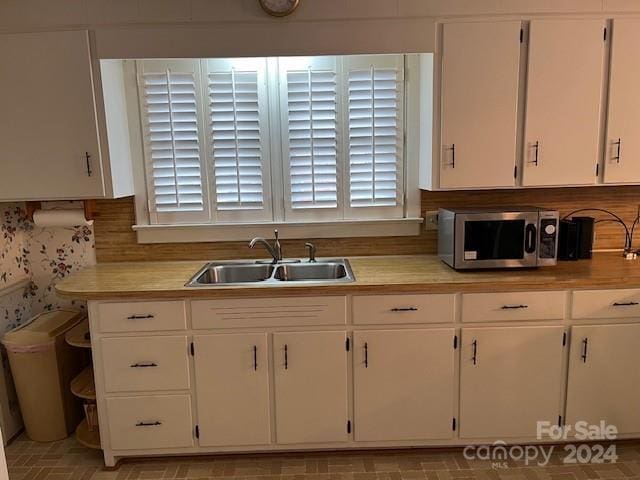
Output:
138 60 209 223
280 57 340 220
346 56 404 218
205 59 272 222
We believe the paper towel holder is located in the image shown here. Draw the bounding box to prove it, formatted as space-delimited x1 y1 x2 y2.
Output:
25 200 98 223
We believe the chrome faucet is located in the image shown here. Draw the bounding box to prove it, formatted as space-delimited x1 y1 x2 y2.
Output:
249 229 282 264
305 242 316 262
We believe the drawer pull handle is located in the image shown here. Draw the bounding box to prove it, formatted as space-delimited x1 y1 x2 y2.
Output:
390 307 418 312
581 338 589 363
253 345 258 371
472 339 478 365
135 421 162 427
130 362 158 368
364 342 369 368
612 301 639 307
501 305 528 310
127 314 155 320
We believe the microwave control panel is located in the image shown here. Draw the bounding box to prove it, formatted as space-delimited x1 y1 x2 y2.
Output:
539 217 558 260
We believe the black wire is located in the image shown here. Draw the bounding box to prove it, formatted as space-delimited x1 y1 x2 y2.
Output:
562 208 631 250
629 206 640 249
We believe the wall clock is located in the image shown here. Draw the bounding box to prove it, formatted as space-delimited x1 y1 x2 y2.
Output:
259 0 300 17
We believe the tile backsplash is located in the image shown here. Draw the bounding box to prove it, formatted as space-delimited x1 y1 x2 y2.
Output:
0 202 96 333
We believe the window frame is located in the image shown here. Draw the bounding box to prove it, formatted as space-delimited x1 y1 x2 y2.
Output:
124 54 426 243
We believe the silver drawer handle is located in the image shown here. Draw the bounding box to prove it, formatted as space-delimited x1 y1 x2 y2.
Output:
501 305 528 310
612 301 639 307
130 362 158 368
127 314 155 320
135 421 162 427
390 307 418 312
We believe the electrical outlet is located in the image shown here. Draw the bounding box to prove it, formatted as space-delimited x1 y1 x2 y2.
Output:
425 210 439 231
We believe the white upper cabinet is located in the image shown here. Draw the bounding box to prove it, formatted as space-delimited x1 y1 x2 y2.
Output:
0 31 133 201
604 19 640 184
440 21 522 189
522 20 606 187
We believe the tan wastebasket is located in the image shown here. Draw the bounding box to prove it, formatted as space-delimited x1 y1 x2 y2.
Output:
2 310 86 442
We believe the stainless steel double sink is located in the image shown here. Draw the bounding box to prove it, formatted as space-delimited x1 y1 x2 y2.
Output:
186 259 355 286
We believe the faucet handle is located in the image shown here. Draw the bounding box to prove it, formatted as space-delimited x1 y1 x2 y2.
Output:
305 242 316 263
274 229 279 242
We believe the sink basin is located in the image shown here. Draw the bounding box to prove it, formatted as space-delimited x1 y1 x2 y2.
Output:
186 259 354 286
273 262 348 281
188 264 275 285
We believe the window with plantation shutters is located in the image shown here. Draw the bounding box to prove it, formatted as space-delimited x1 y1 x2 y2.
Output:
279 57 340 220
138 60 209 223
205 58 273 222
345 56 404 218
135 55 415 232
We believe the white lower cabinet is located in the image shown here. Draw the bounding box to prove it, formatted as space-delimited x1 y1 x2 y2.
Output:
273 331 349 444
460 326 565 439
193 333 271 447
353 329 455 441
566 324 640 434
106 395 194 451
89 291 640 467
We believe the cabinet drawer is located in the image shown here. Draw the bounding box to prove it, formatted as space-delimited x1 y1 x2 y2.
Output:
572 289 640 319
106 395 193 451
191 296 346 329
97 301 186 333
462 291 565 322
352 294 455 325
101 336 190 393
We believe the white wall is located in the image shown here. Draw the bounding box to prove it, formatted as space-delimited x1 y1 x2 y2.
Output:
1 0 639 59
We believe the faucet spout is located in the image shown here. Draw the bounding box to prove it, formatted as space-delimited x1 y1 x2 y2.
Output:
248 230 282 263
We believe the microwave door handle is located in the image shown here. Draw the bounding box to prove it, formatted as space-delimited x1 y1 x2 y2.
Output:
525 224 537 254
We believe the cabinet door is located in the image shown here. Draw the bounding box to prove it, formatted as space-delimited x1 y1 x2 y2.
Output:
353 329 455 441
460 326 565 439
440 22 521 189
522 20 605 186
273 331 348 444
193 333 270 446
566 324 640 434
0 31 104 201
604 19 640 183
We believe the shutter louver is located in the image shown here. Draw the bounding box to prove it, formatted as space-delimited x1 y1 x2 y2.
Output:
142 71 204 213
348 67 401 207
209 70 265 210
286 69 338 209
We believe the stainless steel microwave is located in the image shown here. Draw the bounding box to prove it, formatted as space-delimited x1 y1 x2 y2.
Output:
438 207 559 269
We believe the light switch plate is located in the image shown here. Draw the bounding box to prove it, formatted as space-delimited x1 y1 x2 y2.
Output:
425 211 439 231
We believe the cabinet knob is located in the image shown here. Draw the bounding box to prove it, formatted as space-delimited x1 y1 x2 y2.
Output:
529 141 540 166
284 344 288 370
85 152 92 177
127 314 155 320
472 339 478 365
613 138 622 163
130 362 158 368
253 345 258 371
445 144 456 168
612 301 638 307
581 338 589 363
364 342 369 368
135 421 162 427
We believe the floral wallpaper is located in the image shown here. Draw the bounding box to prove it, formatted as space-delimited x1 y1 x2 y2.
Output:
0 202 96 333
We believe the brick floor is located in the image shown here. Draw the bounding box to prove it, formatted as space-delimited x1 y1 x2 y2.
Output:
6 435 640 480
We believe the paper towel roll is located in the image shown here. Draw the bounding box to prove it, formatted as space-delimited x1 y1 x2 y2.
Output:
32 209 93 228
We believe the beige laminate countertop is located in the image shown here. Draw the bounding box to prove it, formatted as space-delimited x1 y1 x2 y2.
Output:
54 253 640 300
